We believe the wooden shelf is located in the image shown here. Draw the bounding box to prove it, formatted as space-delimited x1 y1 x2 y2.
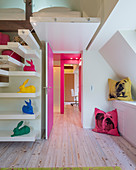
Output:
0 55 24 68
9 71 40 77
0 92 40 98
0 111 39 120
0 82 9 87
0 130 37 142
7 42 40 59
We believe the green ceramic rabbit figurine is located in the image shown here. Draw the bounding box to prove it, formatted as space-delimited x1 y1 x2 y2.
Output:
11 121 30 137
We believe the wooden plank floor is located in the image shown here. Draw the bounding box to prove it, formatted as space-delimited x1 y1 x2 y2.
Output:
0 105 136 169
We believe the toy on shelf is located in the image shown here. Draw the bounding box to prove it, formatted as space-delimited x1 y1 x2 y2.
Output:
22 99 34 114
13 36 27 46
18 79 36 93
11 121 30 137
23 59 36 72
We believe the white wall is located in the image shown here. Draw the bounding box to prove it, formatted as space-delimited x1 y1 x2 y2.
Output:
82 50 119 128
100 31 136 100
0 0 25 9
53 67 60 112
33 0 80 12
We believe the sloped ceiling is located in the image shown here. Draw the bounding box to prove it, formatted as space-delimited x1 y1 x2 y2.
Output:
100 31 136 99
89 0 136 51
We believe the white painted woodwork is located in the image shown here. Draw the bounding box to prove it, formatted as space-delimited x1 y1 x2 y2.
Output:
0 92 40 98
0 70 40 77
0 55 24 68
0 82 9 87
7 42 39 59
18 29 40 50
0 130 37 142
0 69 8 76
30 17 100 51
0 112 39 120
112 100 136 148
0 30 42 142
9 71 40 77
0 106 135 169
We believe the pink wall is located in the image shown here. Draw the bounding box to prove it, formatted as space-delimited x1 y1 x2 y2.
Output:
79 65 81 112
60 59 80 114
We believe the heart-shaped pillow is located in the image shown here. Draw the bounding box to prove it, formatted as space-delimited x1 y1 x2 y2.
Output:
92 108 120 136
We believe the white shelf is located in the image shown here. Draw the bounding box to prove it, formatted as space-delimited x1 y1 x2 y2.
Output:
7 42 40 59
0 69 9 76
9 71 40 77
0 45 8 50
0 92 40 98
18 29 40 50
0 82 9 87
0 70 40 77
0 55 24 68
0 112 39 120
0 130 37 142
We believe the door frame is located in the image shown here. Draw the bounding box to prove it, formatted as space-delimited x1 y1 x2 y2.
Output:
60 59 80 114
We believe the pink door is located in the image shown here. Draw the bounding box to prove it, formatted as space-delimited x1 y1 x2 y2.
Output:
45 42 53 139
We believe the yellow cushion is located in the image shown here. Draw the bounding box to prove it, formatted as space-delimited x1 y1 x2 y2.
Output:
108 77 133 101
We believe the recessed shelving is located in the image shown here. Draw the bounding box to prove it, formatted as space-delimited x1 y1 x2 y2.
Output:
0 92 40 98
0 130 38 142
0 55 24 68
0 111 39 120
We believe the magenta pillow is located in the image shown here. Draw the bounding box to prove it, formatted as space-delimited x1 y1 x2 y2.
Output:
92 108 120 136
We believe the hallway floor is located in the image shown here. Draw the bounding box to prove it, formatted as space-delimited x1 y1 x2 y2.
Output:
0 105 136 169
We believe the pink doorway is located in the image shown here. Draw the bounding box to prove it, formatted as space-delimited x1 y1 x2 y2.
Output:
60 53 81 114
45 43 54 139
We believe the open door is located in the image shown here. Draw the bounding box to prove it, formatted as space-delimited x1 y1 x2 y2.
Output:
45 42 54 139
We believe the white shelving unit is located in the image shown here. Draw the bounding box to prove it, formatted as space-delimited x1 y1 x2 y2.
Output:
0 130 37 142
0 29 42 142
0 112 39 120
0 55 24 68
7 42 39 59
9 71 40 77
0 92 40 98
0 69 8 76
0 82 9 87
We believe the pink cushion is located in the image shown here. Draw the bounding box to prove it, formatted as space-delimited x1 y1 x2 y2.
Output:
92 108 120 136
2 50 21 62
0 32 10 45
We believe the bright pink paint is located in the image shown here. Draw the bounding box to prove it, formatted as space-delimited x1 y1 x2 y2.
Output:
60 60 64 114
79 65 81 112
47 43 54 138
60 58 80 114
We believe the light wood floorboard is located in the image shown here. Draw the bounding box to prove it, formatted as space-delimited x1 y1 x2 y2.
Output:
0 105 136 169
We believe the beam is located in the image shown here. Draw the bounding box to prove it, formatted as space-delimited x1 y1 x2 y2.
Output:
26 0 32 20
0 21 33 32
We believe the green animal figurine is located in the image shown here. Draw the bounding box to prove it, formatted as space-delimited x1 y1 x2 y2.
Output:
11 121 30 137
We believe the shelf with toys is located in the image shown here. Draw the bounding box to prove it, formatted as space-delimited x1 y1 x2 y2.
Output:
0 130 38 142
0 55 24 68
0 111 39 120
0 29 42 142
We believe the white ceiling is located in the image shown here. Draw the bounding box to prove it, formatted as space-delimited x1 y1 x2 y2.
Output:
30 17 100 52
89 0 136 51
